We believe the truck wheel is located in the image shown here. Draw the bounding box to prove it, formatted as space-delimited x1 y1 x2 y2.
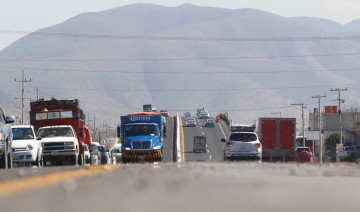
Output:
78 154 84 166
72 155 78 166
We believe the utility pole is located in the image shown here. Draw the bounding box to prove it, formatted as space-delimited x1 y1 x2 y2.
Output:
291 102 307 147
331 88 347 144
14 70 31 125
36 88 39 100
312 94 326 164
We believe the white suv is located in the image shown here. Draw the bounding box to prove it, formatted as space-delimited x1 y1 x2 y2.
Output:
199 110 210 119
11 125 41 166
221 131 262 161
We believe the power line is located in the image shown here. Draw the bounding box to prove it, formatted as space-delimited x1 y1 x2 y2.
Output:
1 30 360 42
27 83 360 92
79 100 294 112
1 65 360 74
0 53 359 62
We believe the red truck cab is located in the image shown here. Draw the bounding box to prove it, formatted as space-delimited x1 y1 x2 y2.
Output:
30 98 92 165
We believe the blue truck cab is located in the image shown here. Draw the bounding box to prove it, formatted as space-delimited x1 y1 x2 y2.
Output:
120 112 164 162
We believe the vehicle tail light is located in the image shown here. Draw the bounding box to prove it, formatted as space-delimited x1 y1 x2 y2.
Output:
255 143 262 148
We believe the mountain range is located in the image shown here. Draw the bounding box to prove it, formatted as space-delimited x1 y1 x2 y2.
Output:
1 4 360 126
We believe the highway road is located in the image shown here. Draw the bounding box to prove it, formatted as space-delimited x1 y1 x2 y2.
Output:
1 162 360 212
181 117 227 162
1 115 360 212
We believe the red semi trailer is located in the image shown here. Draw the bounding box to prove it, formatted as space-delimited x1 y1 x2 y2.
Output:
257 117 297 162
30 98 92 166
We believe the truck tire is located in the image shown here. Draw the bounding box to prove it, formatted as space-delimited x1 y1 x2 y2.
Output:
78 154 85 166
71 155 78 166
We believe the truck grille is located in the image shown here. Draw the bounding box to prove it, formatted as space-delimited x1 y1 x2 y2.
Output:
132 141 151 150
43 142 74 151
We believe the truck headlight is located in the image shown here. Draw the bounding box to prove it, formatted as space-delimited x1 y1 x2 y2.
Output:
25 145 34 151
153 146 162 150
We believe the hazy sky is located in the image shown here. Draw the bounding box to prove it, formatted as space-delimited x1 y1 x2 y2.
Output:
1 0 360 51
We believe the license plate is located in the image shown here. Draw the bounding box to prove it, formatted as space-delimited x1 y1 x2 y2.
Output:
12 155 19 160
240 146 247 150
51 151 59 156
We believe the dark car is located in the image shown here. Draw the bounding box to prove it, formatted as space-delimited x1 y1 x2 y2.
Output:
97 145 111 165
0 106 15 169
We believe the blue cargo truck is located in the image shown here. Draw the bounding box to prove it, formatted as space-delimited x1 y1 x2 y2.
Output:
120 112 164 162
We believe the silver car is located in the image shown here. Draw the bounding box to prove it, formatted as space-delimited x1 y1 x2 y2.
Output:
221 132 262 161
185 117 196 127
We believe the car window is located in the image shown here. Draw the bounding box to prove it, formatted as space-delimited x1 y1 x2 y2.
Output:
229 133 257 142
12 128 34 140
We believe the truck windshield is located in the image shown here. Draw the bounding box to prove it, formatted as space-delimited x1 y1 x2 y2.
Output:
37 127 75 138
125 124 159 137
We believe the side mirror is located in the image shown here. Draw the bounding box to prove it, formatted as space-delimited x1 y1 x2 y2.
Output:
5 116 15 124
221 138 226 142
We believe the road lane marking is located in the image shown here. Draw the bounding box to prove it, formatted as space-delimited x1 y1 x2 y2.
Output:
0 165 116 197
218 122 226 138
170 117 174 161
180 117 186 162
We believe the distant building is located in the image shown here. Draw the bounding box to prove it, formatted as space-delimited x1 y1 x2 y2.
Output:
308 106 360 145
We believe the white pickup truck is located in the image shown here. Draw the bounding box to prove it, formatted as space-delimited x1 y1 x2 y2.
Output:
37 125 79 166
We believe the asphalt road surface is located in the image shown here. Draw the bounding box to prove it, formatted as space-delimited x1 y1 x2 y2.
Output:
1 162 360 212
1 116 360 212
